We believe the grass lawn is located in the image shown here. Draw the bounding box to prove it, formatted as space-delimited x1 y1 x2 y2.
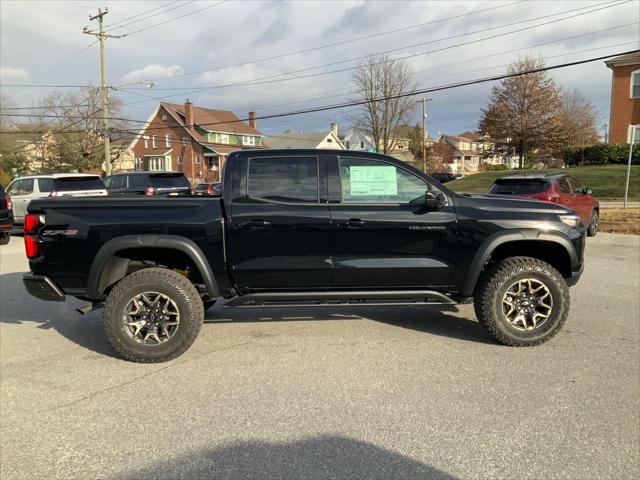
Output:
447 165 640 201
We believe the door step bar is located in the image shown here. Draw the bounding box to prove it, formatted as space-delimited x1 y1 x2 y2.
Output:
223 290 456 308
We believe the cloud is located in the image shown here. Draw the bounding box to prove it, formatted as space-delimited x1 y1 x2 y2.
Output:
0 66 30 83
249 1 293 47
121 64 185 85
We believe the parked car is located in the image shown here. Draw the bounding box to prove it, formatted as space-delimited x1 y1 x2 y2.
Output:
6 174 107 225
193 182 222 196
430 172 456 184
23 149 585 363
0 185 13 245
104 172 191 196
489 173 599 236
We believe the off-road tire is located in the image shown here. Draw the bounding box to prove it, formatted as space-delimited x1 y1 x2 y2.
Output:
587 209 598 237
104 268 204 363
474 256 569 346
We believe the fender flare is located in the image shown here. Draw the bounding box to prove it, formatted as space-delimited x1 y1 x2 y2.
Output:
87 234 220 299
460 229 579 297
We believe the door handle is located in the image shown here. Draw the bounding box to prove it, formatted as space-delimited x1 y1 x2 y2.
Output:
338 218 368 229
239 219 272 229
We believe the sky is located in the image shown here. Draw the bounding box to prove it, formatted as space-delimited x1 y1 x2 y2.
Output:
1 0 638 139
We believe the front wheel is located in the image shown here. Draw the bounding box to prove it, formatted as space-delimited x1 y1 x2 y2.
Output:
0 233 9 245
587 209 598 237
474 257 569 346
104 268 204 363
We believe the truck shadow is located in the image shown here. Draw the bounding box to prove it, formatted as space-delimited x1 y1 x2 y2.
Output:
120 435 457 480
0 272 494 360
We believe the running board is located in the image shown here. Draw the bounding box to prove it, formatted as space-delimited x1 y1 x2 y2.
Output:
223 290 456 308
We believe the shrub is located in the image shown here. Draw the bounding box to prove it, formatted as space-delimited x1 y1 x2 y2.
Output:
563 143 640 166
0 170 10 188
480 163 509 171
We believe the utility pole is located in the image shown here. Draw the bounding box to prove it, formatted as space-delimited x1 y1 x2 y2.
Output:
83 8 121 176
417 98 433 173
602 123 609 144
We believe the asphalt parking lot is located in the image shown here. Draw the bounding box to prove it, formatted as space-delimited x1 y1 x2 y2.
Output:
1 233 639 479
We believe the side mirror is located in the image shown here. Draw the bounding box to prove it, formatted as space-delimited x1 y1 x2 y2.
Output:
425 191 447 210
584 187 593 195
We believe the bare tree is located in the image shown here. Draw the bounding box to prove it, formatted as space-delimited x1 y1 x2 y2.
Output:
352 54 417 154
39 86 128 172
479 56 564 168
0 94 16 129
559 89 599 147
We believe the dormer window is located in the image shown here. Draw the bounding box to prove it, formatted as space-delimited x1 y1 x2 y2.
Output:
152 135 158 148
218 134 229 144
143 136 149 148
242 135 255 146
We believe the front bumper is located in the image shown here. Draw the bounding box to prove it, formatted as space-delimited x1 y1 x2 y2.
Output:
23 274 65 301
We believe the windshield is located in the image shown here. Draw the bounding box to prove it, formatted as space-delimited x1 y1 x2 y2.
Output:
490 179 549 195
149 174 190 189
53 176 105 192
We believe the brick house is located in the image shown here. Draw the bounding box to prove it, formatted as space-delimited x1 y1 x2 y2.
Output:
130 100 265 182
605 52 640 144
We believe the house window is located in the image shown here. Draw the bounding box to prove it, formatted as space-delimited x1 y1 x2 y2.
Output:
182 137 188 146
360 141 364 149
148 156 167 171
207 157 219 170
165 134 171 147
177 156 182 164
152 135 158 148
632 70 640 99
218 134 229 144
143 136 149 148
327 138 332 143
629 125 640 144
195 155 201 164
135 157 143 171
242 135 255 146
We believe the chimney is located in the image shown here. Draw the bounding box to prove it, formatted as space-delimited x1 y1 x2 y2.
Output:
330 122 338 137
248 111 257 129
185 99 193 131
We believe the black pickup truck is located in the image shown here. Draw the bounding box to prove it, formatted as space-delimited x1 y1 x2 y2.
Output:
23 149 585 362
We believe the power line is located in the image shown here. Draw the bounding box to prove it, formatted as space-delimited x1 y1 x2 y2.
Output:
103 0 186 29
109 49 640 135
118 0 231 37
247 23 637 115
112 0 632 107
116 0 524 87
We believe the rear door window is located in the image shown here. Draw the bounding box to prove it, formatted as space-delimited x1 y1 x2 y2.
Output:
53 176 105 192
558 177 572 194
490 179 549 195
38 178 54 193
20 178 34 195
129 175 149 188
149 174 191 189
248 157 318 203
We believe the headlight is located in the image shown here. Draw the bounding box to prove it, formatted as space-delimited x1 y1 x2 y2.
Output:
558 214 580 228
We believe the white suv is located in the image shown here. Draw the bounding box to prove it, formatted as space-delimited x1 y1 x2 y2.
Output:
6 173 107 225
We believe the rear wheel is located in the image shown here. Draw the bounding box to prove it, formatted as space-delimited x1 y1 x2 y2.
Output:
587 209 598 237
0 233 9 245
474 256 569 346
104 268 204 363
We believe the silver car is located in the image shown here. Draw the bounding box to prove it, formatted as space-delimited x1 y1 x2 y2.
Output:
6 173 107 225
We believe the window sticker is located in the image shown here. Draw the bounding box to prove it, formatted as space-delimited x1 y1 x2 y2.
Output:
349 166 397 196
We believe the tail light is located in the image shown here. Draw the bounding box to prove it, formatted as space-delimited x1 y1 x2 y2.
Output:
145 186 156 196
207 185 214 195
5 193 11 210
24 214 44 259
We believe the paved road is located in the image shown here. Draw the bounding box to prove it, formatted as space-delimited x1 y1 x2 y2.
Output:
1 234 639 479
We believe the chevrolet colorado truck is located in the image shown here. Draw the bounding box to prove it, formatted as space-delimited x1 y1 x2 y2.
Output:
22 150 585 362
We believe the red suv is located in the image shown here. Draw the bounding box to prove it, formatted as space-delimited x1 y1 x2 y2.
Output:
489 173 599 236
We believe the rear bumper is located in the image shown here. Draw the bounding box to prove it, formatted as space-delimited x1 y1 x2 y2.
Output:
23 274 65 301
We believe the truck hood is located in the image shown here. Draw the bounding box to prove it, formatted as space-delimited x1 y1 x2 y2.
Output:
455 193 574 215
